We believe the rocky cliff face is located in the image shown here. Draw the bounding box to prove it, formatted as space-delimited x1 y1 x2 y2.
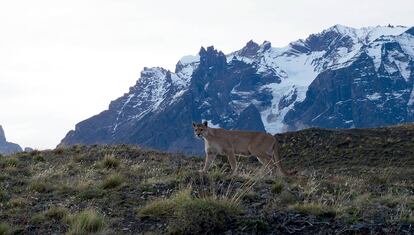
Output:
60 25 414 154
0 125 22 155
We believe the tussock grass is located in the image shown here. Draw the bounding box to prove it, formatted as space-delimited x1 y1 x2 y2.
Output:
101 154 120 169
0 157 19 168
101 173 123 189
44 206 69 221
140 198 176 218
67 209 105 235
8 197 28 208
29 181 52 193
271 179 284 194
139 188 242 234
33 154 45 162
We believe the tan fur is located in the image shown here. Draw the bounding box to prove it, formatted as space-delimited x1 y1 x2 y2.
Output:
192 122 292 176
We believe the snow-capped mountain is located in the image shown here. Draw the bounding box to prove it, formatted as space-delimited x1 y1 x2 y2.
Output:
60 25 414 154
0 125 22 155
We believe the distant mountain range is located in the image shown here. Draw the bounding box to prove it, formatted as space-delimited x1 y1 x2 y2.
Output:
0 125 22 155
60 25 414 154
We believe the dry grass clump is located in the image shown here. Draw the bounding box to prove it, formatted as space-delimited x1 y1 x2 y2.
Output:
8 197 29 208
0 157 19 168
139 188 242 234
101 154 120 169
101 173 124 189
29 206 69 225
29 180 53 193
66 209 106 235
44 206 69 221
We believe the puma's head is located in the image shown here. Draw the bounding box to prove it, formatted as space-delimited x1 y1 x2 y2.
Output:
192 121 208 138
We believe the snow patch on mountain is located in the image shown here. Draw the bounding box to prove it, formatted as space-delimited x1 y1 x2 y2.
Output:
113 93 135 135
180 55 200 64
257 50 323 133
172 54 200 102
225 25 412 134
367 93 382 101
328 24 407 44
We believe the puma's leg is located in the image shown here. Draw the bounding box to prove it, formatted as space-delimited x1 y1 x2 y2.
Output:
256 154 271 166
252 151 276 175
226 151 238 175
200 152 216 173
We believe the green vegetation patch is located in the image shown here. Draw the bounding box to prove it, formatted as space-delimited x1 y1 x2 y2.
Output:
0 223 11 235
271 179 284 194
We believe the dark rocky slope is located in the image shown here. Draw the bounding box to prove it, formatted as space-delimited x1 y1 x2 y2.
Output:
0 125 22 155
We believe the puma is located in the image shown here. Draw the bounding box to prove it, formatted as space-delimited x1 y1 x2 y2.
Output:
192 121 293 176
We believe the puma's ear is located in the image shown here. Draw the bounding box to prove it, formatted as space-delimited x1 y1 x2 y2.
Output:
192 122 196 127
203 121 208 127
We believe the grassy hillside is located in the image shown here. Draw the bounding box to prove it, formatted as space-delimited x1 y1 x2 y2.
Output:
1 125 414 234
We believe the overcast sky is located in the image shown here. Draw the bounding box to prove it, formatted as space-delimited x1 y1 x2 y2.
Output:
1 0 413 149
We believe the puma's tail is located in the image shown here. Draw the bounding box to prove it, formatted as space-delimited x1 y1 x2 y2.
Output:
272 139 296 176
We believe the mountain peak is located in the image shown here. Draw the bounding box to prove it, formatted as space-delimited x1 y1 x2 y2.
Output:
246 39 259 48
238 40 260 57
260 41 272 51
328 24 355 33
199 46 226 68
